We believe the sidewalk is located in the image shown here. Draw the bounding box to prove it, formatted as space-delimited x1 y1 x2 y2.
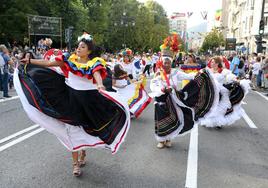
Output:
0 88 17 99
254 87 268 96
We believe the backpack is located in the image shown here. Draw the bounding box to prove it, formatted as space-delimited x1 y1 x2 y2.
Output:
0 54 5 67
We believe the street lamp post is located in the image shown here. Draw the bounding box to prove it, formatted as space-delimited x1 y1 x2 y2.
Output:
115 11 135 49
123 23 126 48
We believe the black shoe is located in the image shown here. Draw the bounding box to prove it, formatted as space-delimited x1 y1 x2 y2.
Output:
216 126 222 130
3 95 12 98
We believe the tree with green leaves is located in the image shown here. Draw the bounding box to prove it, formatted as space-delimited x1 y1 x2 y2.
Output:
201 28 225 53
0 0 169 52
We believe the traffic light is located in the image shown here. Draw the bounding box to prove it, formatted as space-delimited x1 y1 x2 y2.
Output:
259 20 265 35
255 35 266 53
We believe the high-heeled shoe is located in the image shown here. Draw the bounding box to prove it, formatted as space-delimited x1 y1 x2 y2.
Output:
157 142 165 149
73 162 82 177
165 140 172 148
79 151 86 167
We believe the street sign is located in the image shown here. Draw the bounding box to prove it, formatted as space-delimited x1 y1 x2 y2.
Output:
28 15 61 36
225 38 236 50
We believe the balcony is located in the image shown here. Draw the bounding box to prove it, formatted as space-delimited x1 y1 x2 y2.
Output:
265 26 268 35
238 0 246 6
232 7 240 16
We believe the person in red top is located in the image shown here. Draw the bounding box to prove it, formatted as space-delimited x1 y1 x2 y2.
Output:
207 56 230 72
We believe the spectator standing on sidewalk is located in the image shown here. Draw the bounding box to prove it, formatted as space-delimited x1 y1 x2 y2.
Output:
262 58 268 95
259 55 266 88
238 56 246 79
0 45 13 98
230 52 240 76
252 56 261 90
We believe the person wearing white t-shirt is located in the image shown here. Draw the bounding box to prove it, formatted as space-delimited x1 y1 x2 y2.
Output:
142 53 152 77
120 52 134 79
252 56 261 90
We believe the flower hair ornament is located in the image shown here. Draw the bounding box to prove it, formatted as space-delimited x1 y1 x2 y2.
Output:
160 32 180 54
155 33 181 87
78 33 93 42
121 48 133 57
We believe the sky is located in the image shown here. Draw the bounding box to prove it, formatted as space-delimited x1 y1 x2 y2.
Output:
137 0 222 28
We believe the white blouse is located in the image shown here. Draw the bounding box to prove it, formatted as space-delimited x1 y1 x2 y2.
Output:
65 72 97 90
114 79 128 87
150 69 195 97
213 69 237 85
120 62 133 75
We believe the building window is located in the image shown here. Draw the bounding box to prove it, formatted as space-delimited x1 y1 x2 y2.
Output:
265 16 268 26
251 0 255 8
245 19 247 31
233 16 236 23
249 16 253 28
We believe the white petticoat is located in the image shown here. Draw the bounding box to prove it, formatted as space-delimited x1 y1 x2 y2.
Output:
14 69 130 154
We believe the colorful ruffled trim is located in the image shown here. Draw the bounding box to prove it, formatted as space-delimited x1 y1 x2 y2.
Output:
128 77 147 108
56 54 107 82
180 65 202 86
127 77 152 118
128 85 144 108
180 64 202 72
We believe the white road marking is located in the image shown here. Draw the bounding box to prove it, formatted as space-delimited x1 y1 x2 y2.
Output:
0 124 39 144
0 128 44 152
242 111 258 129
0 96 19 103
185 125 198 188
254 91 268 102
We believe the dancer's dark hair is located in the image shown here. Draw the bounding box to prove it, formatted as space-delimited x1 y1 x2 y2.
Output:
78 38 104 60
113 64 127 79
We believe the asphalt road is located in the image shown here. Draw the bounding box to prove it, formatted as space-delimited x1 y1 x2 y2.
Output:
0 88 267 188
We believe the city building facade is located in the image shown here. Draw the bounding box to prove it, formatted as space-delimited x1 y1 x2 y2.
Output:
169 12 187 35
222 0 268 54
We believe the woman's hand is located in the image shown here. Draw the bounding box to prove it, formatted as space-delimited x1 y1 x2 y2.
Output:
93 71 106 92
20 58 30 64
155 71 161 76
161 87 172 94
165 87 172 93
199 68 205 74
11 56 17 61
97 84 106 91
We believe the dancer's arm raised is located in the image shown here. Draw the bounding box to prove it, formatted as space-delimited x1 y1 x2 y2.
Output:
20 58 64 67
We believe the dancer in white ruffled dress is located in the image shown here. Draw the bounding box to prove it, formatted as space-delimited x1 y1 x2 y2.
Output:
150 48 219 148
14 34 130 176
113 64 152 118
200 56 250 128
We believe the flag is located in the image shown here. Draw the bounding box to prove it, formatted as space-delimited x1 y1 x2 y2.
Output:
215 9 222 21
180 31 183 37
201 11 208 20
187 12 193 18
